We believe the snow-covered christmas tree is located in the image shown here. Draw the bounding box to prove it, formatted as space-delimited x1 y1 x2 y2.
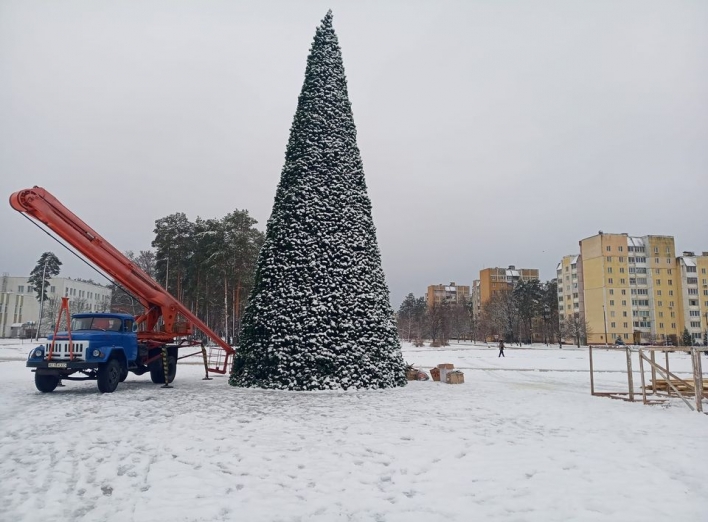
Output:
230 11 406 391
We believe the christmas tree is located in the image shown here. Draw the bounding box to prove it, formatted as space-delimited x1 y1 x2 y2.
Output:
230 11 406 390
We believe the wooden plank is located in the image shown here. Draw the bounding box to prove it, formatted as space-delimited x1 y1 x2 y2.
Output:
639 349 647 405
626 347 635 402
589 345 595 396
641 354 694 411
693 349 704 413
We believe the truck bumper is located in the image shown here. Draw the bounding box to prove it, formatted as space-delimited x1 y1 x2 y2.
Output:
27 361 98 371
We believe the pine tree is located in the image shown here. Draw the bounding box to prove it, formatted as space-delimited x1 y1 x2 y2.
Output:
681 327 692 347
28 252 62 302
230 11 406 390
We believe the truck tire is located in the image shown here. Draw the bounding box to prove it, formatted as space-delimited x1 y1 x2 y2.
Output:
119 367 129 382
97 359 122 393
150 355 177 384
35 373 60 393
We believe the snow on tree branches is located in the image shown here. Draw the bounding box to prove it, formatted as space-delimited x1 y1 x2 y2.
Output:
230 11 406 391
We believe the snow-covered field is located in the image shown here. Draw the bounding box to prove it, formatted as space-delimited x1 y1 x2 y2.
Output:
1 341 706 521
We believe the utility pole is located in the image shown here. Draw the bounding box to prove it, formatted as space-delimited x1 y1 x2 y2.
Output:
35 259 48 342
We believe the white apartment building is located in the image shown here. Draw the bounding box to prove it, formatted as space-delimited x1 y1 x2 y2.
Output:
676 252 708 345
0 274 112 338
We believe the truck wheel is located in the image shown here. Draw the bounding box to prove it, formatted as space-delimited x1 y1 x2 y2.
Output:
97 359 122 393
35 373 60 393
119 367 129 382
150 355 177 384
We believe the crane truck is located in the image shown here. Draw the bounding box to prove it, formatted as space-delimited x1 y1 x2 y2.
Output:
10 186 235 393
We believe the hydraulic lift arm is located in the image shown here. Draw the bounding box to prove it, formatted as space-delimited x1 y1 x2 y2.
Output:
10 186 235 371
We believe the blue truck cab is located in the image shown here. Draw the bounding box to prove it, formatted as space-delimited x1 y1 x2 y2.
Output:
26 312 174 393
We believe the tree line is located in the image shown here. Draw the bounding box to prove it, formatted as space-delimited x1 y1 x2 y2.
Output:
111 209 264 343
396 279 585 346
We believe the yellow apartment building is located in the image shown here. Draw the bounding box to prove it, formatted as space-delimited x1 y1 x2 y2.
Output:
426 282 471 308
564 232 682 345
478 266 539 306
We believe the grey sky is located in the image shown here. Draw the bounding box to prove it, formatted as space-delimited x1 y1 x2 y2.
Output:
1 0 707 307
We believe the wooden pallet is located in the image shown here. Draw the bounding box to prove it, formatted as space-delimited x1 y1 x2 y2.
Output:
649 379 708 394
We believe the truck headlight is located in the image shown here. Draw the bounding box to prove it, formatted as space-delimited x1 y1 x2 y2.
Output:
92 349 102 357
33 349 43 358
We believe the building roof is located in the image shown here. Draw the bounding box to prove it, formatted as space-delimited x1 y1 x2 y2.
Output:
683 257 697 267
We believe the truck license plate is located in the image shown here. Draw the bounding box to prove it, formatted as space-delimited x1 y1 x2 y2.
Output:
48 362 67 368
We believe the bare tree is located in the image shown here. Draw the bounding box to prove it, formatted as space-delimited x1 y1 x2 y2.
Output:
561 314 592 347
126 250 157 279
427 301 453 347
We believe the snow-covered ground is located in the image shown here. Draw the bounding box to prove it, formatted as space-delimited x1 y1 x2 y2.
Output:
0 341 706 521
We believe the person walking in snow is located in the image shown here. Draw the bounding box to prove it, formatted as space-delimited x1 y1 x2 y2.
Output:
498 339 505 358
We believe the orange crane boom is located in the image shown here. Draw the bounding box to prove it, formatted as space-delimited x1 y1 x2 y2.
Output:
10 186 234 372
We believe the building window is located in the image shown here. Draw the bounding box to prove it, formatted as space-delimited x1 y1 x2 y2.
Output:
666 259 671 264
18 285 24 293
608 267 613 274
657 290 661 296
623 322 628 328
608 278 613 284
609 289 614 295
691 321 701 328
667 269 672 275
654 247 659 254
669 290 673 296
622 300 627 306
657 301 662 307
620 279 625 284
607 246 611 252
611 322 616 328
610 311 616 318
621 289 626 295
671 323 676 329
655 258 659 264
610 300 615 306
619 246 624 252
623 311 627 317
656 280 661 286
659 322 664 328
620 267 625 273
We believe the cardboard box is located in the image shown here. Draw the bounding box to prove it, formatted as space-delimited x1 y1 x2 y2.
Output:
445 370 464 384
438 363 454 383
430 367 440 381
405 368 419 381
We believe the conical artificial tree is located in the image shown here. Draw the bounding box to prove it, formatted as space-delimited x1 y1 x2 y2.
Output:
230 11 406 390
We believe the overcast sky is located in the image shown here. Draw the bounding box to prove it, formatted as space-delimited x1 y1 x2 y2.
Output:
1 0 706 307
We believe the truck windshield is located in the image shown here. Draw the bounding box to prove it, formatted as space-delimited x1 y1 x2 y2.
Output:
71 317 122 332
